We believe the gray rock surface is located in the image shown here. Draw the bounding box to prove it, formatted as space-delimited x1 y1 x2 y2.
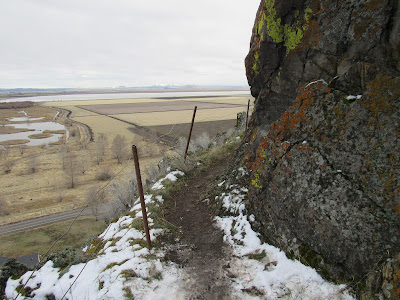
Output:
243 0 400 290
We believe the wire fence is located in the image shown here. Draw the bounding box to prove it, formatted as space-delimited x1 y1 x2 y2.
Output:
12 102 253 300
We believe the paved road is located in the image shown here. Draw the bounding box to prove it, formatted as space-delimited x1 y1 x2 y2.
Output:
0 208 91 235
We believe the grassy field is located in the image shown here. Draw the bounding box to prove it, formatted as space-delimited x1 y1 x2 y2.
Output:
73 115 137 140
0 216 107 257
0 141 161 225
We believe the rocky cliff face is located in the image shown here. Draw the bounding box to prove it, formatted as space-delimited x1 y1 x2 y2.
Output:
244 0 400 296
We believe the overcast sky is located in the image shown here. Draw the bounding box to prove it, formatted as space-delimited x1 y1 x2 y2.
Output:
0 0 260 89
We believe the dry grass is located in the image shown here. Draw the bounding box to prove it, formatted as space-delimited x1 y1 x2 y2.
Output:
0 216 107 257
28 133 53 139
0 127 35 134
44 104 138 140
55 105 98 118
72 115 137 140
0 142 160 225
44 130 67 134
0 106 57 124
0 139 30 146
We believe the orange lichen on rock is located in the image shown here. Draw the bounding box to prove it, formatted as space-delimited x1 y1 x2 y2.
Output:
268 81 329 142
363 75 400 117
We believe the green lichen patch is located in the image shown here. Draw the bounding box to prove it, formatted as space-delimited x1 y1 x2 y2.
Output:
260 0 313 54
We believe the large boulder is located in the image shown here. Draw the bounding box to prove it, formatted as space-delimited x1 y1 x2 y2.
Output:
243 0 400 287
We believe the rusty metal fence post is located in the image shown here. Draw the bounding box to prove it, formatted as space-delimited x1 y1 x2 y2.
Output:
245 99 250 130
184 106 197 161
131 145 152 250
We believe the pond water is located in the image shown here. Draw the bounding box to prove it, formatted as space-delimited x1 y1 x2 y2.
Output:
0 121 68 146
8 116 44 122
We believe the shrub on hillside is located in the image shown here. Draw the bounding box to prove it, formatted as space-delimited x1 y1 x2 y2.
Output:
47 247 94 274
105 179 139 220
0 259 28 298
0 197 11 216
95 167 113 181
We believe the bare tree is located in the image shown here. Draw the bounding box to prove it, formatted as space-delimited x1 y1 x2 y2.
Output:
28 153 39 173
112 134 128 164
18 145 27 156
79 139 88 150
0 197 11 216
95 165 113 181
3 160 15 174
0 145 9 160
115 179 138 209
94 133 107 165
59 143 70 170
70 128 78 138
105 179 138 220
64 154 79 188
194 132 211 150
87 185 107 221
77 150 90 175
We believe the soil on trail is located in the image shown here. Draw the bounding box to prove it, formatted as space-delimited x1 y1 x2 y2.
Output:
164 158 233 299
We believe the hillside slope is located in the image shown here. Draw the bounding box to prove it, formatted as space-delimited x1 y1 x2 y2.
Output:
3 139 356 299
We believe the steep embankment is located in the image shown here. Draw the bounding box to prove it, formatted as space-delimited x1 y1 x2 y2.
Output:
243 0 399 297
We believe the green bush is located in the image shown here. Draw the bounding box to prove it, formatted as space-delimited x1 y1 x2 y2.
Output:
46 247 95 276
0 258 28 298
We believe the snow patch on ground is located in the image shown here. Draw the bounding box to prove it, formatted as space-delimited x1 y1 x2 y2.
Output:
151 170 184 190
213 172 355 300
6 171 187 300
5 167 356 299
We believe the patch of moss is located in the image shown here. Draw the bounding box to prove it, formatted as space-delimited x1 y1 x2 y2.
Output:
246 250 267 261
298 244 330 279
129 238 148 248
262 0 313 54
102 259 129 272
86 238 106 254
16 284 36 298
130 217 145 231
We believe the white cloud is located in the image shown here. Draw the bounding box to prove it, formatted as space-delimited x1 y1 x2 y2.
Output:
0 0 260 88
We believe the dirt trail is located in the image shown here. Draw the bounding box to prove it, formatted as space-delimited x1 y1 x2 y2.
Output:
164 158 234 299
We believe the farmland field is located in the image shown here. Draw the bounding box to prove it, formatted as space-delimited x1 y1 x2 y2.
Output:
45 95 253 141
